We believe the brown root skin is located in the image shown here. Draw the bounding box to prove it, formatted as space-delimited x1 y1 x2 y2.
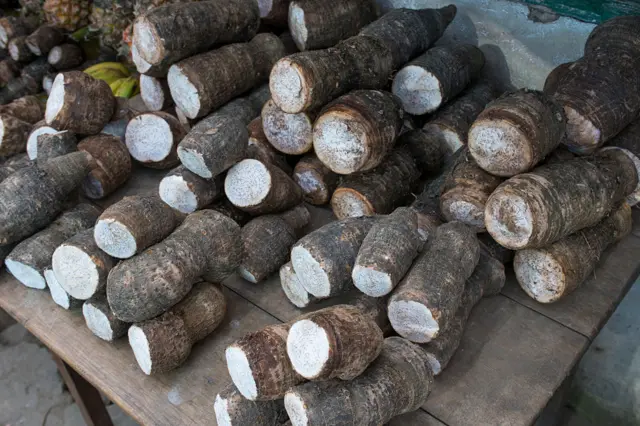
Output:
77 134 132 199
8 37 35 63
514 203 632 304
159 165 223 214
0 16 39 48
353 207 423 297
543 62 573 95
0 152 31 182
83 293 130 342
47 44 84 70
133 1 260 67
107 210 241 322
209 199 253 226
258 0 292 26
0 114 32 156
584 16 640 58
0 151 91 245
284 337 434 426
293 154 337 205
469 89 566 177
130 282 226 374
125 111 185 169
36 131 77 163
21 57 54 85
247 117 292 174
396 129 445 175
313 90 404 174
485 149 638 250
478 233 514 264
288 0 378 51
388 222 480 343
331 146 420 220
0 95 45 124
440 149 504 231
25 25 65 56
269 6 456 114
214 383 288 426
0 58 20 85
45 71 115 135
0 75 40 105
261 99 315 155
279 31 298 54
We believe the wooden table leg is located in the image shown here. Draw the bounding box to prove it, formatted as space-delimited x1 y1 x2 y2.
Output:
52 353 115 426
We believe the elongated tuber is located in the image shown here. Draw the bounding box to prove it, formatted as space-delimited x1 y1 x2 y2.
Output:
0 114 31 156
0 151 91 245
225 159 303 215
0 16 39 48
238 204 310 283
291 216 375 298
396 129 446 174
288 0 378 51
247 117 292 174
485 149 638 250
133 0 260 67
469 89 566 177
0 153 30 182
159 165 223 214
129 282 226 374
584 16 640 58
140 74 172 111
77 134 132 199
514 203 632 304
45 268 82 310
45 71 115 135
388 222 479 343
284 337 434 426
5 203 101 289
131 42 169 78
25 25 64 56
269 6 456 113
280 261 318 308
177 85 270 179
126 111 185 169
261 99 315 155
600 119 640 205
215 383 288 426
83 293 130 342
331 146 420 219
94 195 180 259
543 61 573 95
47 44 84 70
210 199 253 226
107 210 241 322
168 33 285 119
293 154 337 205
478 233 514 264
9 37 36 63
36 131 77 163
26 120 57 159
0 95 45 124
353 207 423 297
0 58 20 85
313 90 404 174
422 250 505 374
392 44 484 115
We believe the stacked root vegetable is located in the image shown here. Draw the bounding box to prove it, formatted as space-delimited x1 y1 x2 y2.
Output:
0 0 638 424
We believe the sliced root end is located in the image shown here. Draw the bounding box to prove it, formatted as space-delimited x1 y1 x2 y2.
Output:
225 345 259 400
287 319 330 379
331 188 375 220
5 259 46 289
224 159 272 209
284 391 309 426
469 120 533 177
313 112 369 174
177 146 213 179
44 73 64 124
159 175 198 214
45 269 72 309
388 299 439 343
563 106 601 154
352 265 394 297
167 65 200 119
94 219 137 259
125 114 174 163
290 245 331 298
514 249 566 304
52 246 100 300
128 325 152 375
83 302 115 341
485 190 534 250
392 65 443 115
270 58 309 114
140 75 166 111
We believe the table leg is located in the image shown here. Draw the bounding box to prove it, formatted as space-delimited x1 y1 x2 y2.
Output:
52 353 115 426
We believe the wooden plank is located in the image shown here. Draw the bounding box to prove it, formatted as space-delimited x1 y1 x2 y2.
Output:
502 209 640 339
423 295 588 426
389 409 447 426
0 271 279 426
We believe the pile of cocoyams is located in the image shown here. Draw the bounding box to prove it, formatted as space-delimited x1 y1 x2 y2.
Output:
0 0 639 424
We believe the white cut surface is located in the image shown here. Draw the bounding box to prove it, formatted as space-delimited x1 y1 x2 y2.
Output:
485 189 534 250
0 118 5 149
288 3 308 51
280 264 312 308
447 200 485 229
425 124 463 155
269 58 307 114
177 146 212 179
126 114 173 162
388 299 439 343
25 38 40 56
331 189 372 220
168 64 200 119
48 46 61 64
425 352 442 375
564 106 601 154
45 269 72 309
94 218 137 259
284 392 309 426
514 249 565 304
83 302 114 341
224 159 271 208
5 259 46 289
213 394 233 426
314 112 368 174
469 120 532 177
290 245 330 298
392 66 443 115
129 325 153 375
352 265 394 297
8 42 18 60
133 18 161 64
258 0 274 17
43 75 55 94
226 345 258 400
262 100 313 155
27 126 57 160
237 266 257 284
52 245 100 300
159 174 198 214
131 43 152 74
140 74 165 111
45 73 65 124
287 319 330 379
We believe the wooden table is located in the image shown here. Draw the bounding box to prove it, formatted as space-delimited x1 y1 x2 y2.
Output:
1 168 639 426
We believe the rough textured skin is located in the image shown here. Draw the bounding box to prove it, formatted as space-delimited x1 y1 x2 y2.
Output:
0 114 32 156
542 62 572 95
247 117 292 174
177 85 270 178
288 0 378 51
469 89 566 177
214 383 288 426
36 131 77 163
133 0 260 66
353 208 423 297
285 337 434 426
388 222 480 343
0 58 20 86
584 16 640 59
258 0 292 26
9 36 35 63
0 75 40 105
48 44 84 70
261 99 316 155
0 151 91 245
0 16 39 48
313 90 404 174
132 282 226 374
25 25 65 56
169 34 285 119
396 129 445 175
291 216 375 298
210 199 253 226
5 204 101 287
107 210 241 322
0 95 45 124
421 249 505 374
440 149 504 231
485 149 638 250
514 203 632 304
84 293 129 340
126 111 186 169
478 233 514 264
46 71 116 135
331 146 420 219
293 154 337 205
77 134 132 199
0 153 31 182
